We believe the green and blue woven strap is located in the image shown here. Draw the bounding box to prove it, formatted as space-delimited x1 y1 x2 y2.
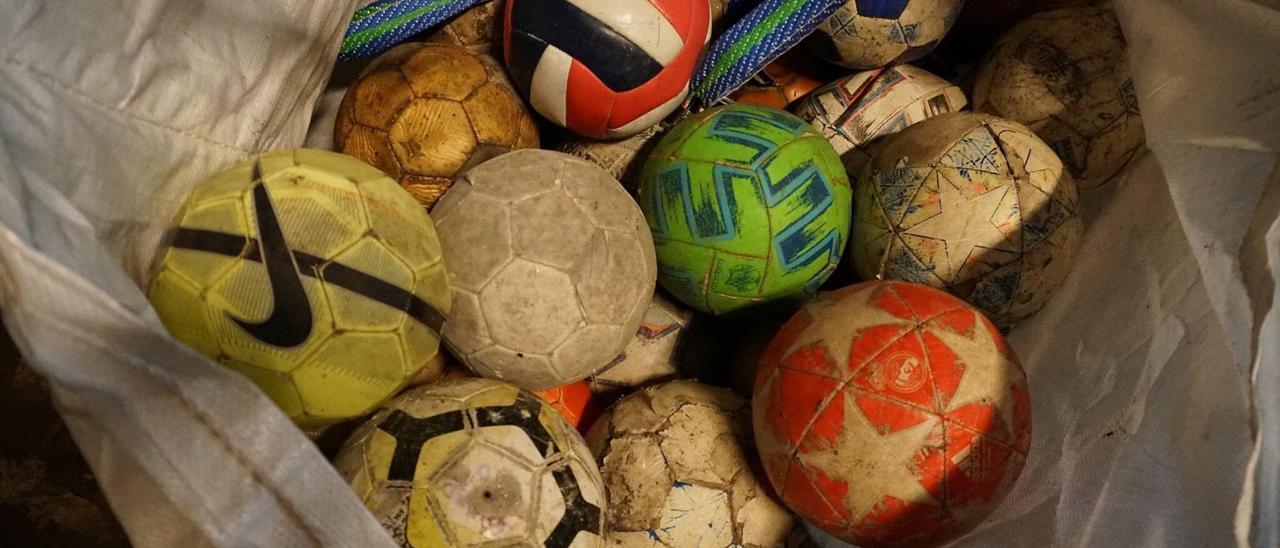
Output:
690 0 844 108
340 0 840 107
340 0 485 61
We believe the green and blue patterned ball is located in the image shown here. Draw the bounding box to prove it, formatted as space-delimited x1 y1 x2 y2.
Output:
638 104 852 315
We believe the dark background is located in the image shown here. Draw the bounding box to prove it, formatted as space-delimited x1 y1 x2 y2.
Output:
0 322 129 547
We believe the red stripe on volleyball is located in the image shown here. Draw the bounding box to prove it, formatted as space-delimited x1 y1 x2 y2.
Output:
565 59 614 138
605 0 708 129
502 0 515 67
645 0 695 30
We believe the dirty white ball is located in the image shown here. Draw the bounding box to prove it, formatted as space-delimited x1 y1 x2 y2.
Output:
793 64 967 174
973 7 1144 190
808 0 964 69
586 292 692 399
585 381 796 547
434 149 657 390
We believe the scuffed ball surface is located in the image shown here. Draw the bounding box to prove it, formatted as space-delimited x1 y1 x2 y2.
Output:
335 378 607 547
753 281 1031 547
586 380 795 547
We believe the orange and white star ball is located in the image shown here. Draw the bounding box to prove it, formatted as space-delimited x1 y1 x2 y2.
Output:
849 112 1082 328
753 281 1031 548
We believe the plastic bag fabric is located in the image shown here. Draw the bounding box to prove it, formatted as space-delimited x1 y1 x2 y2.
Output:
0 1 395 546
0 0 1275 547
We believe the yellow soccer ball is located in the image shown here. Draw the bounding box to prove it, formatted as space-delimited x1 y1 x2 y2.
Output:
335 378 606 547
147 149 451 428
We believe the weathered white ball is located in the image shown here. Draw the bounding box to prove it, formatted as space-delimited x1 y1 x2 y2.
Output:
850 112 1083 327
585 381 796 547
808 0 964 69
973 7 1143 190
793 64 967 174
434 150 657 390
586 292 692 398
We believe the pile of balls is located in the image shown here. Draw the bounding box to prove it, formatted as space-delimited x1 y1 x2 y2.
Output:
145 1 1143 546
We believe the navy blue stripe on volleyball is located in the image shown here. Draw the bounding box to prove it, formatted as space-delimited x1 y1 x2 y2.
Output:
690 0 844 107
508 0 665 92
506 30 546 96
856 0 911 19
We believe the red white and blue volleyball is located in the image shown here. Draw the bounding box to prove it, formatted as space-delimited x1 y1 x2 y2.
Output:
504 0 711 139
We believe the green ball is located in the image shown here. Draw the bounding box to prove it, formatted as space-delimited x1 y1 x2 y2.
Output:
638 104 852 315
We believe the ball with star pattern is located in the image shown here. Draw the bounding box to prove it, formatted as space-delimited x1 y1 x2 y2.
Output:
753 280 1031 547
849 111 1082 328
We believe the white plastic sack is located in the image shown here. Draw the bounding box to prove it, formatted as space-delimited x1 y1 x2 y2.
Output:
0 0 1275 546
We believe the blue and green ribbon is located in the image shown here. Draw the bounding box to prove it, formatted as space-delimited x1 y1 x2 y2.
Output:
690 0 844 107
340 0 484 61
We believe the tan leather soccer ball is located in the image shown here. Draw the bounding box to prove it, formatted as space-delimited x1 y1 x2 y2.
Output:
335 42 539 209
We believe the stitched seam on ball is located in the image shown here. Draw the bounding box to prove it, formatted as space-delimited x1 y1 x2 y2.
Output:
985 123 1029 319
888 228 949 287
891 168 933 228
750 130 821 297
943 415 1025 456
777 302 970 493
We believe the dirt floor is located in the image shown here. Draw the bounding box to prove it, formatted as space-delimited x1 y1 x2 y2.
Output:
0 324 129 546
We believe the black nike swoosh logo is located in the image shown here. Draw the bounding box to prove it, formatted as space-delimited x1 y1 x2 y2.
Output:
168 228 446 335
227 162 314 347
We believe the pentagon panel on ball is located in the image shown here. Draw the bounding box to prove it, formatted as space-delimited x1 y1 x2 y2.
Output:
972 7 1143 190
809 0 965 69
335 42 540 210
147 149 451 428
851 112 1082 328
585 380 796 547
504 0 711 138
638 104 852 316
334 378 606 547
793 64 967 174
753 281 1031 548
434 149 657 391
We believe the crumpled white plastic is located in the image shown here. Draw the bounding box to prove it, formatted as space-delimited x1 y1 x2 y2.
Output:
0 0 1274 546
0 1 393 546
